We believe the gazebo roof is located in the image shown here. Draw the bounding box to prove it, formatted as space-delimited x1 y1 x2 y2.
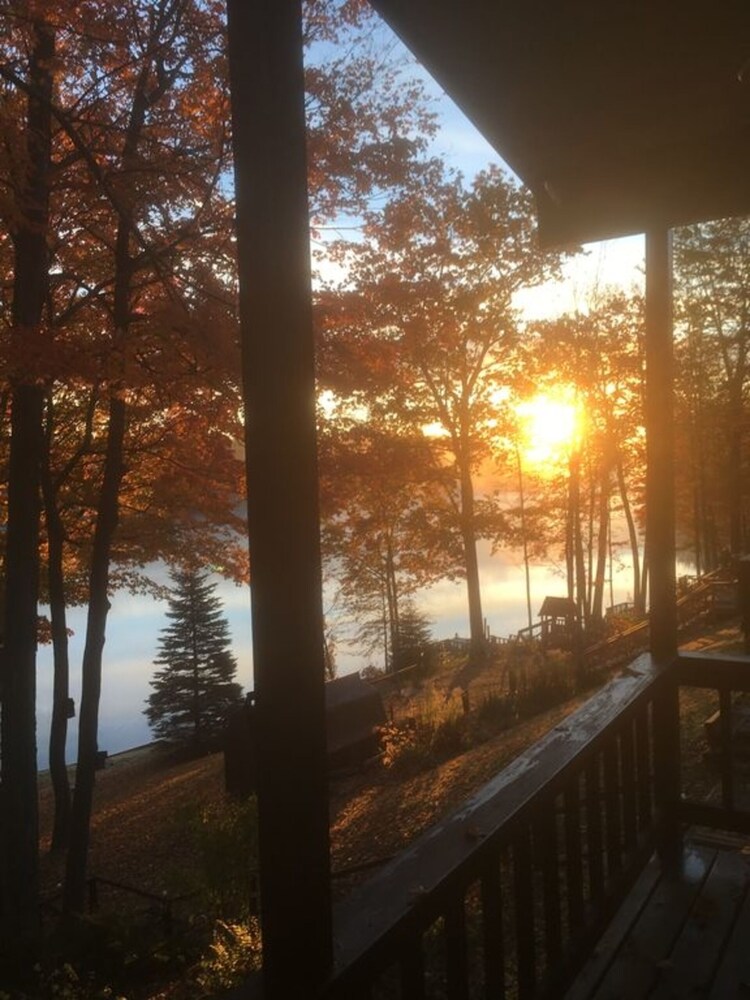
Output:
371 0 750 244
539 596 579 619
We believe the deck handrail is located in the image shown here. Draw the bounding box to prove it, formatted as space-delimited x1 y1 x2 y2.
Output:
675 651 750 835
323 653 670 998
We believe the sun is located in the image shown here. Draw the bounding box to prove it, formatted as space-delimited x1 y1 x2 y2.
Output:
516 391 581 467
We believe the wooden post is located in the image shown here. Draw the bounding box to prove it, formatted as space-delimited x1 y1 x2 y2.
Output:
645 228 677 664
645 228 681 869
739 556 750 654
226 2 333 995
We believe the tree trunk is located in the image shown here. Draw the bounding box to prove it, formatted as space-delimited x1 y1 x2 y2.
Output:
63 41 152 913
566 479 575 603
727 378 744 554
586 458 596 616
0 17 54 957
616 453 643 613
458 450 485 660
41 456 72 852
569 450 587 629
63 395 126 912
591 465 611 622
385 538 400 671
42 388 97 851
516 445 533 631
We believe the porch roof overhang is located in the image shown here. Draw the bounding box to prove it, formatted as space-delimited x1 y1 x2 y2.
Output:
371 0 750 245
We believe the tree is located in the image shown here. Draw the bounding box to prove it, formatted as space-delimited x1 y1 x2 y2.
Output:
0 10 54 957
391 599 432 672
319 420 458 672
673 216 750 560
321 163 567 660
0 0 437 919
523 291 646 622
145 568 243 747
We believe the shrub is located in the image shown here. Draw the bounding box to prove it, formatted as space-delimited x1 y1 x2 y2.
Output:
378 687 468 770
475 689 513 733
177 797 259 919
192 919 262 995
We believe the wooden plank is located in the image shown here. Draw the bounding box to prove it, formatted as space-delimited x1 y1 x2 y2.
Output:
651 849 750 999
585 759 605 907
677 652 750 692
603 741 623 881
563 854 661 1000
445 897 470 1000
226 1 332 994
645 227 677 665
537 807 563 971
709 855 750 1000
400 941 426 1000
719 687 735 811
678 802 750 837
333 656 663 974
513 831 536 1000
481 862 505 999
589 845 714 1000
653 682 682 870
620 722 638 854
634 710 653 836
564 776 585 935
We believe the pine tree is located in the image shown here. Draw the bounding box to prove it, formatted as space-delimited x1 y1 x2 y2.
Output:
392 600 433 673
145 569 243 748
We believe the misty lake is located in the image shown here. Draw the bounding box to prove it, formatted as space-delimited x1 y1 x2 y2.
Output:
36 540 640 771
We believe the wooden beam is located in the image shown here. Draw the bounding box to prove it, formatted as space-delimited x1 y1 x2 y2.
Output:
226 2 332 994
645 228 681 869
645 228 677 663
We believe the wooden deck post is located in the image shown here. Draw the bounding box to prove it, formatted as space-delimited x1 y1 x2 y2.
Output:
739 556 750 654
645 228 681 869
226 2 333 994
645 228 677 664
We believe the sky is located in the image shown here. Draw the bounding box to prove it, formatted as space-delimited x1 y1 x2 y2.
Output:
35 14 647 769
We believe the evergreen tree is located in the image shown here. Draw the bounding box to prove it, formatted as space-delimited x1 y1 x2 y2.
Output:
392 600 433 673
145 569 243 748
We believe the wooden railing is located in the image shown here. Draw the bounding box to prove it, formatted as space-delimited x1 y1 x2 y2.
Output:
675 651 750 835
222 641 750 998
321 654 674 999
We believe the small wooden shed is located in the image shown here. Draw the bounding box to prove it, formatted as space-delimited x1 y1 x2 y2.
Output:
224 674 386 796
539 596 579 648
325 673 386 767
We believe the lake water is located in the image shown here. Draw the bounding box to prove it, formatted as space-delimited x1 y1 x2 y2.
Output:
35 540 639 771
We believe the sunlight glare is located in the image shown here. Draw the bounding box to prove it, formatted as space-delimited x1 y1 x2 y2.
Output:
516 392 580 467
422 421 448 438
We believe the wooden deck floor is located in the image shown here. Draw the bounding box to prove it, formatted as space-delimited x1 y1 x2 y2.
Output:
566 835 750 999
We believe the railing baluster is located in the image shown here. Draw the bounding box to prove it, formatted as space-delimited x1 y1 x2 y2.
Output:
564 774 585 935
635 707 653 834
513 828 536 999
400 938 426 1000
537 804 563 972
719 686 734 812
481 860 505 999
620 719 638 854
603 738 622 880
445 896 470 1000
585 758 605 906
324 657 668 998
653 676 682 869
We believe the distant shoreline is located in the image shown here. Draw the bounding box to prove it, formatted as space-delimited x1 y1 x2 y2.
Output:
37 740 160 777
